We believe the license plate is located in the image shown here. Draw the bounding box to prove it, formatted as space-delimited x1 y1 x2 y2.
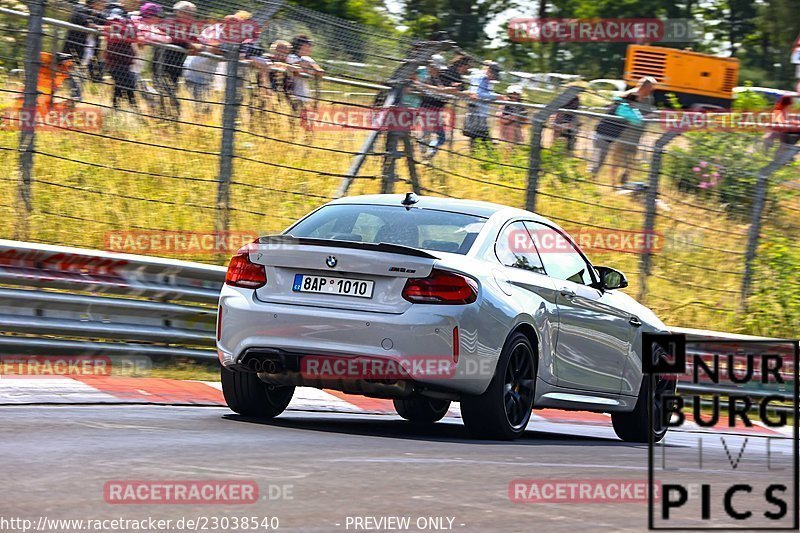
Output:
292 274 374 298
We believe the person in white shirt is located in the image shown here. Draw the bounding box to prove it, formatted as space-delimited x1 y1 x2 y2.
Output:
286 34 324 114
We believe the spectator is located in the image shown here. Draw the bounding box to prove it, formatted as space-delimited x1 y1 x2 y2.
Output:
414 54 451 160
464 60 503 151
440 55 471 91
552 93 580 153
286 35 324 115
183 47 218 114
104 7 138 109
62 0 105 99
130 3 162 85
498 85 527 145
266 40 294 97
152 0 201 117
589 76 655 183
772 95 800 159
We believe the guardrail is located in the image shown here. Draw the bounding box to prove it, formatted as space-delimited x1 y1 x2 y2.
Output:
0 239 795 408
0 239 223 360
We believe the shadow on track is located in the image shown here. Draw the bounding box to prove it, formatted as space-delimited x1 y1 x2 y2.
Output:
221 412 660 448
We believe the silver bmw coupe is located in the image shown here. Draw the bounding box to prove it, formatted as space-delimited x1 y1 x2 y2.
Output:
217 193 675 441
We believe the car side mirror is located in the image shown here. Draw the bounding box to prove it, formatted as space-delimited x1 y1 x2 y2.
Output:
596 266 628 290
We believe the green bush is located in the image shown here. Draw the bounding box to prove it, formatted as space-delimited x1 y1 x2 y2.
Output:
664 131 771 218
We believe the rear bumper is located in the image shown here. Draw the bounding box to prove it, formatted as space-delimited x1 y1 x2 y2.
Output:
216 285 497 395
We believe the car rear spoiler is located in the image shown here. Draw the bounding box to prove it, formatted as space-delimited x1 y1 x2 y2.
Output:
256 235 440 259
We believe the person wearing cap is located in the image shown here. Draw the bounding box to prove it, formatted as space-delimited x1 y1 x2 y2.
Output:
103 6 139 109
498 85 527 145
152 0 201 117
128 2 162 98
61 0 105 100
464 60 504 151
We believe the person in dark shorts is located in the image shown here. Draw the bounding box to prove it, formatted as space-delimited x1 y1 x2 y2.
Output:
415 54 451 159
552 94 580 152
62 0 105 99
152 1 201 117
104 7 138 109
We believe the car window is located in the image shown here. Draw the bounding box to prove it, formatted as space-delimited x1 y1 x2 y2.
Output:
288 204 486 255
494 221 545 274
525 222 593 285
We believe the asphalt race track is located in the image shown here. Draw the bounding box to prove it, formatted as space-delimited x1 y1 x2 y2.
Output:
2 400 796 532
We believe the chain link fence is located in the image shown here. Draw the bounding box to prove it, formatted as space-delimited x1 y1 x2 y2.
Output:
1 0 799 337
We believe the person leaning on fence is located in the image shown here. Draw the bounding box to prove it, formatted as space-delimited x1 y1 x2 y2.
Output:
152 1 202 117
440 55 471 91
130 2 163 103
498 85 528 145
263 40 296 100
589 77 655 183
62 0 105 100
286 35 324 117
414 54 451 160
465 60 503 151
552 93 580 153
415 54 471 158
104 6 139 109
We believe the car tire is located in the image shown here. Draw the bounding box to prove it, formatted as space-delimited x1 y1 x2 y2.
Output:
220 365 294 418
612 374 676 443
393 397 451 424
461 332 537 440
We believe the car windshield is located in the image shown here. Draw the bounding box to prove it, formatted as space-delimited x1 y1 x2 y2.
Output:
287 204 486 255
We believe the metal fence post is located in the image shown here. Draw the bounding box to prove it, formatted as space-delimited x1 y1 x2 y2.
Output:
15 0 46 241
740 145 800 308
379 82 412 195
216 45 240 236
525 86 582 213
637 130 680 302
335 90 395 198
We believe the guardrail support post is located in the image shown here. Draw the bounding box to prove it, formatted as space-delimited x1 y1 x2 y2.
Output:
740 145 800 309
525 86 582 213
15 0 46 241
216 45 240 237
638 131 680 302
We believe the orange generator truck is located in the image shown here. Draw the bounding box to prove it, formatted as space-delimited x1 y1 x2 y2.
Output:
624 45 740 108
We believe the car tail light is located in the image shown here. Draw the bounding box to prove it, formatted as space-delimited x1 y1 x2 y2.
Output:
402 269 477 304
225 248 266 289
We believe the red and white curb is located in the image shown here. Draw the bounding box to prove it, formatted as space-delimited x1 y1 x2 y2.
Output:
0 376 793 442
